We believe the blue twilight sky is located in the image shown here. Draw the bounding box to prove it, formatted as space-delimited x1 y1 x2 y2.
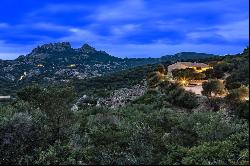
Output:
0 0 249 59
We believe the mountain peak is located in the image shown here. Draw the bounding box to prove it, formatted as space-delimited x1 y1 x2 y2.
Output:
40 42 71 49
80 43 96 53
31 42 72 54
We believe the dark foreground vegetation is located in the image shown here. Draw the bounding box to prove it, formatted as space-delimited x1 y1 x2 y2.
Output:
0 85 248 165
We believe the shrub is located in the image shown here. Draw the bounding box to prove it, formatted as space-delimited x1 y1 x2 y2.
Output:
34 141 86 165
202 79 226 98
226 86 249 119
163 84 198 109
226 86 249 103
182 131 249 165
0 112 45 164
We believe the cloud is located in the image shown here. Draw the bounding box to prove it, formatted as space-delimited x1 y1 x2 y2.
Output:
186 19 249 43
27 3 91 17
59 28 105 45
69 28 81 33
0 40 32 59
216 19 249 41
91 0 148 22
111 24 141 36
0 22 10 28
31 22 70 31
44 3 89 13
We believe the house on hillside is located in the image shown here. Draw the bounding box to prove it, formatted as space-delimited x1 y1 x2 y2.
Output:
167 62 211 76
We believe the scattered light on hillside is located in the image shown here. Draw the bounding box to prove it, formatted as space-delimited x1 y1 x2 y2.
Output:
68 64 76 68
37 64 44 67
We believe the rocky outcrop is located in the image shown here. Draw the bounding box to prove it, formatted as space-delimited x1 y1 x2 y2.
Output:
97 84 146 109
79 44 96 53
31 42 72 54
71 84 146 111
71 95 97 112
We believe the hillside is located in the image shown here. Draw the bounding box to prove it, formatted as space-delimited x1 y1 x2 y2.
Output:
0 42 159 95
0 42 218 96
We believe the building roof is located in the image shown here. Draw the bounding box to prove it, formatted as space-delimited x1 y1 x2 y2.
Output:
167 62 210 76
177 62 209 68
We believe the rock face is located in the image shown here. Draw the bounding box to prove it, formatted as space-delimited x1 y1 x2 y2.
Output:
71 84 147 111
71 95 97 112
79 44 96 53
97 84 146 108
76 95 96 107
30 42 72 54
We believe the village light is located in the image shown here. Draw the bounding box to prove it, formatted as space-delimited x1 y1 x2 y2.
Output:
68 64 76 68
37 64 44 67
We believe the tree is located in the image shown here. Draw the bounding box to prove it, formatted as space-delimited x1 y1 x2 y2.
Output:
202 79 226 98
226 86 249 119
156 64 166 74
17 85 76 142
161 83 198 109
146 64 168 88
226 85 249 103
201 79 227 111
0 111 46 165
204 68 224 79
225 63 249 90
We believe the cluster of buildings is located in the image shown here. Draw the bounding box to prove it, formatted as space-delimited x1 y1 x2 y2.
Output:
167 62 212 95
167 62 211 77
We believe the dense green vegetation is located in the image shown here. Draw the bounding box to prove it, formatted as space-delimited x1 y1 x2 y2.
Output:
0 84 248 165
205 47 249 90
70 64 158 97
202 47 249 119
0 85 248 165
0 47 248 165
